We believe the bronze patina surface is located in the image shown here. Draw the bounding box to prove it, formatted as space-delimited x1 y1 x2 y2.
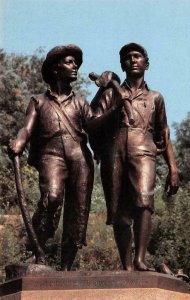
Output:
89 43 179 272
8 45 94 270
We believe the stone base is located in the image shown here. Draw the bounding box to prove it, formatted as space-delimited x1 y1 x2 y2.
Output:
1 270 190 300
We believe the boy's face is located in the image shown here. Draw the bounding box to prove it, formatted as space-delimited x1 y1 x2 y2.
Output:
121 50 148 77
57 55 78 82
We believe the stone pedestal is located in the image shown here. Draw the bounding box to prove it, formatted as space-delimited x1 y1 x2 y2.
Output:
0 270 190 300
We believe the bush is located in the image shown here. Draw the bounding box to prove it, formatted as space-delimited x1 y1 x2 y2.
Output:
148 188 190 276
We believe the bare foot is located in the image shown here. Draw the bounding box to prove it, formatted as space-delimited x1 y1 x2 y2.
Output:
123 265 133 272
134 260 155 272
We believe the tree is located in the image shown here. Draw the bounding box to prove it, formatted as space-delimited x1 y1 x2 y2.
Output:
0 49 45 210
173 112 190 186
148 113 190 276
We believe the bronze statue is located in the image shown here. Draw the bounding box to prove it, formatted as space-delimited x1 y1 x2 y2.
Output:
89 43 179 271
8 45 94 270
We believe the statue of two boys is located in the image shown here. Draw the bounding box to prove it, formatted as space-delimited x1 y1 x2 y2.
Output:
8 43 179 271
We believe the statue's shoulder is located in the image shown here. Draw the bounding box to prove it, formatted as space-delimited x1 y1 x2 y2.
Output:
30 93 47 110
73 93 91 109
147 88 163 98
147 89 165 105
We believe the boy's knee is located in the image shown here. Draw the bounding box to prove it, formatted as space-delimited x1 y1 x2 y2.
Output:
47 191 63 210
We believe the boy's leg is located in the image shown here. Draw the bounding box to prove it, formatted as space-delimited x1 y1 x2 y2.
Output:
32 156 67 249
113 224 133 271
133 208 152 271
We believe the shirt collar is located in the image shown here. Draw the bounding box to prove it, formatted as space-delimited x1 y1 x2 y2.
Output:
46 88 75 103
123 80 149 92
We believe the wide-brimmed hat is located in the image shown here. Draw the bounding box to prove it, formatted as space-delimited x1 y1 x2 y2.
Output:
119 43 148 60
41 44 83 83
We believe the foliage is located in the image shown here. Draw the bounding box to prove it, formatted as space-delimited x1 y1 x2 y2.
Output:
72 73 91 98
148 188 190 275
0 48 45 211
0 215 24 282
173 112 190 186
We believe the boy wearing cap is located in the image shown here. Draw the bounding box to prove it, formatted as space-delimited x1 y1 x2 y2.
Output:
8 45 94 270
89 43 179 271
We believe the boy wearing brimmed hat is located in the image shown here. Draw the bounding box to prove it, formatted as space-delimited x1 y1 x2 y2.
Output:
89 43 179 271
8 45 94 270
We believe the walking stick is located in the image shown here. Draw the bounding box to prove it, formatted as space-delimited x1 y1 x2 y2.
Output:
13 155 45 264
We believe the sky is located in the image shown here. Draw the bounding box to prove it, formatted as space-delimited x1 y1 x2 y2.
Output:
1 0 190 139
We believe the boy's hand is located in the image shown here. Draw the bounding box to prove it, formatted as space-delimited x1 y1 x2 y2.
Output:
164 171 179 196
8 139 24 158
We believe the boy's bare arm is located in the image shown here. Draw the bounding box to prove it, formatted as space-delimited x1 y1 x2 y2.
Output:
8 100 37 156
163 139 179 196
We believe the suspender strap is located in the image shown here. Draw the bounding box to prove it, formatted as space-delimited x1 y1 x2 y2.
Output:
48 100 78 142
